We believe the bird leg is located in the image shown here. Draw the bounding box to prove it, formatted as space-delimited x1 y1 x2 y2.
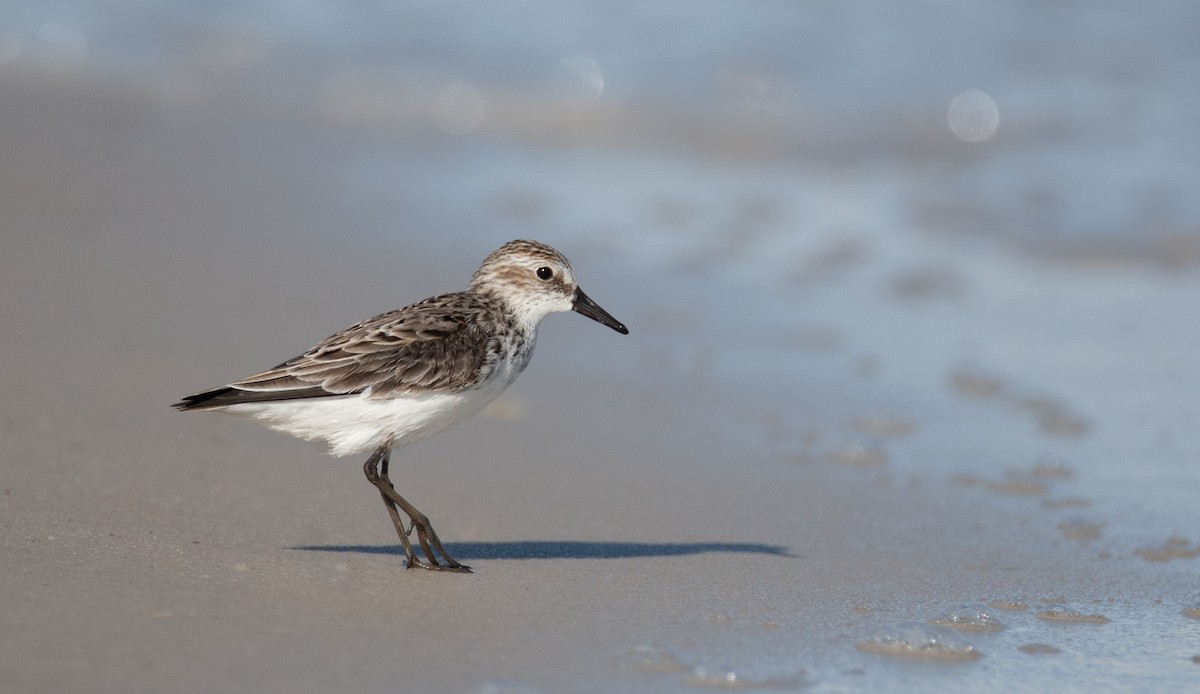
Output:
362 442 471 573
362 444 418 566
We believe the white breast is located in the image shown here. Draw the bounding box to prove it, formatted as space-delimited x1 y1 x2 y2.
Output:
222 373 514 457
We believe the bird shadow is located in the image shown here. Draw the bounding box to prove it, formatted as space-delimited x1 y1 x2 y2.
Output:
292 540 794 561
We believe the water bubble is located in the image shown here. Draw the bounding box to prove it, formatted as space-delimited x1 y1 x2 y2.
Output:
685 666 740 688
857 622 982 660
431 82 484 134
683 665 806 690
931 604 1004 631
947 90 999 143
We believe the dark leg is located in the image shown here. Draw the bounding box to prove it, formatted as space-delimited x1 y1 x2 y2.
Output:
362 444 419 568
362 441 471 573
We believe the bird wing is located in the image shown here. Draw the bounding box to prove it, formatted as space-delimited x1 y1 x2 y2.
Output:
174 294 500 409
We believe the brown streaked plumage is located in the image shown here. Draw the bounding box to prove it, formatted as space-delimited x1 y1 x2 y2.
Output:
175 293 516 407
174 239 628 573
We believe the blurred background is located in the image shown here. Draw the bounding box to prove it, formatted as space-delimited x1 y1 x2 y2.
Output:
6 1 1199 261
6 0 1197 517
3 1 1200 691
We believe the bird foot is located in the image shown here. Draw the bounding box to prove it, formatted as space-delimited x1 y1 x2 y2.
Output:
405 559 472 573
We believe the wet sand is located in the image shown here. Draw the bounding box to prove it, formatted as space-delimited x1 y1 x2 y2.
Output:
3 48 1200 694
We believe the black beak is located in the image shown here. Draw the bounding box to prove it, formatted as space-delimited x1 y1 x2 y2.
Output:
572 287 629 335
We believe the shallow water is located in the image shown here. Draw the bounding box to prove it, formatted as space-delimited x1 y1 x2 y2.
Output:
3 2 1199 692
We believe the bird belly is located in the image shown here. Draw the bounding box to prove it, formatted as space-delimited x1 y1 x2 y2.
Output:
221 385 504 457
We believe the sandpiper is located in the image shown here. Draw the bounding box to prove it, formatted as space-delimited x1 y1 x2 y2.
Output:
174 239 628 572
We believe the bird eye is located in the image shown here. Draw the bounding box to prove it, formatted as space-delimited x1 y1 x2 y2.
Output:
536 266 554 281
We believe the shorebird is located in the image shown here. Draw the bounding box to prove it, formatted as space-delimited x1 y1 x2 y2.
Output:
174 239 628 572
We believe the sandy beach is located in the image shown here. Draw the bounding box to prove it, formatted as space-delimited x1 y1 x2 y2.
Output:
4 5 1200 692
